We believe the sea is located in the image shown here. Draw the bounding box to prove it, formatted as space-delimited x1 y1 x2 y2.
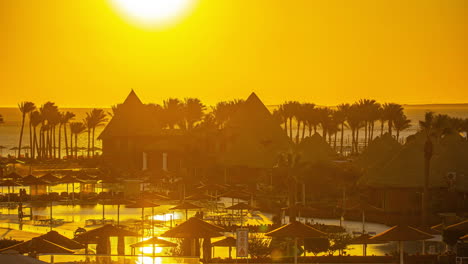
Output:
1 104 468 156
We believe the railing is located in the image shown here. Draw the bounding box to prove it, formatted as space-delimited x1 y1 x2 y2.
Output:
36 254 200 264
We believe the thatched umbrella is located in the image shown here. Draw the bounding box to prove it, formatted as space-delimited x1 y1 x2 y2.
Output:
130 237 176 255
349 234 386 256
21 176 49 197
345 200 383 235
225 203 257 226
265 221 326 264
74 224 139 255
212 237 236 258
460 234 468 240
0 237 74 262
4 172 22 180
170 201 202 220
0 253 49 264
126 199 160 241
98 198 131 225
370 225 433 264
185 192 215 201
445 220 468 233
161 217 224 257
37 231 85 250
59 175 83 202
10 147 19 157
0 180 22 203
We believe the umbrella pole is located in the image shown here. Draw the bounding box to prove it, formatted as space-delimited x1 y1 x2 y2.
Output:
422 240 426 255
141 207 145 240
102 203 105 222
49 201 53 231
363 243 367 256
186 209 188 220
152 207 155 258
362 211 366 234
294 237 298 264
399 241 404 264
117 204 120 225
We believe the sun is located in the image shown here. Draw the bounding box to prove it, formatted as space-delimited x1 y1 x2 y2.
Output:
110 0 197 28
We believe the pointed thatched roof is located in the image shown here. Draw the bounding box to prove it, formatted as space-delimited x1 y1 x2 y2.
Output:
37 231 85 250
169 201 202 210
349 234 386 245
296 133 336 163
356 133 402 169
74 224 139 243
98 90 160 139
161 217 224 238
130 237 177 248
370 225 433 242
265 221 326 238
359 132 468 190
225 203 256 211
0 237 75 254
219 92 291 168
212 237 236 247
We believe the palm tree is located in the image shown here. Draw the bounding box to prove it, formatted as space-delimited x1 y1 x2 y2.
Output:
69 122 86 158
89 109 107 157
84 115 92 158
211 100 244 129
317 107 333 140
336 104 349 154
272 105 287 132
61 112 75 158
393 113 411 142
419 112 434 227
183 98 206 130
0 114 3 124
282 101 300 140
163 98 184 129
30 111 42 159
18 101 35 158
382 103 404 136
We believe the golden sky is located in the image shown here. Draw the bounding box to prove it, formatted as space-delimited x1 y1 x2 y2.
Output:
1 0 466 107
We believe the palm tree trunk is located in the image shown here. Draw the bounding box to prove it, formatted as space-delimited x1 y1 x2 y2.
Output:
87 129 91 158
64 124 69 158
364 121 368 148
380 121 384 136
301 122 306 140
58 124 62 159
75 134 78 159
334 132 337 150
18 112 26 158
289 118 293 141
351 129 355 155
53 126 56 158
340 122 345 155
388 120 392 136
92 127 96 157
295 121 301 144
355 128 360 153
28 114 33 159
308 123 312 137
33 126 38 159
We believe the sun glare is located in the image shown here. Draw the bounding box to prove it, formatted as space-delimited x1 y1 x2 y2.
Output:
110 0 197 28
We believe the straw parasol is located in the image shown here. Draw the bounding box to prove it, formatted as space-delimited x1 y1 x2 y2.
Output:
344 200 383 235
0 237 74 255
74 224 139 255
370 225 433 264
59 175 83 202
126 199 160 242
349 234 386 256
170 201 202 220
161 217 224 239
4 172 22 180
185 192 215 201
225 203 257 226
445 220 468 233
161 217 224 257
460 234 468 240
0 180 22 203
212 237 236 258
40 173 60 185
130 237 176 256
98 198 131 225
37 231 85 250
0 253 49 264
265 221 326 264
